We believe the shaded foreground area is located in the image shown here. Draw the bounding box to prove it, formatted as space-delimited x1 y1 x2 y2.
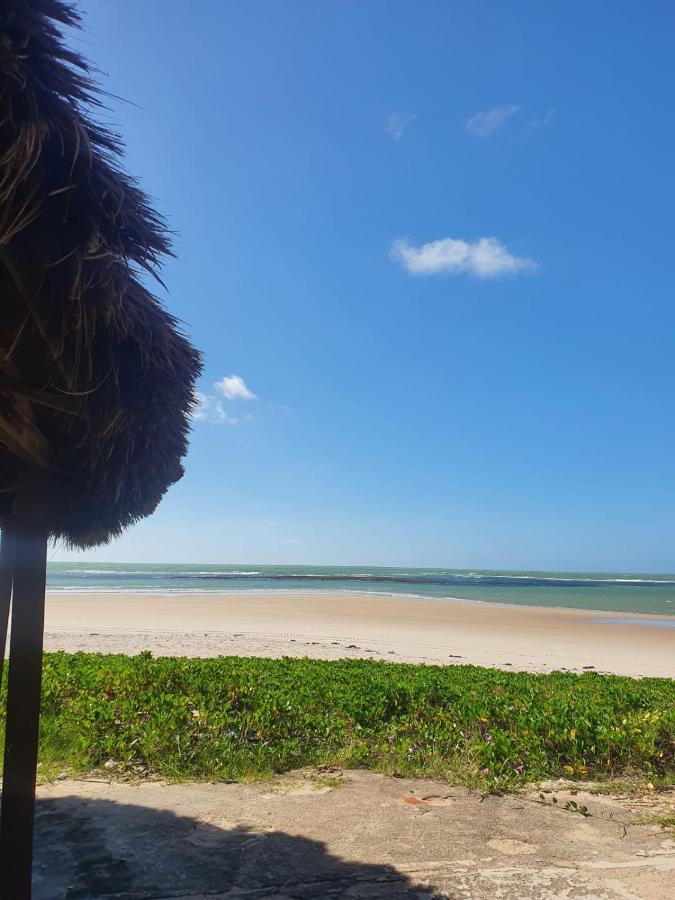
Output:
34 771 675 899
10 653 675 791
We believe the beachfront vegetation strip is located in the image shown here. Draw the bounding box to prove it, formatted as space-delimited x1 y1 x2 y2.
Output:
4 652 675 789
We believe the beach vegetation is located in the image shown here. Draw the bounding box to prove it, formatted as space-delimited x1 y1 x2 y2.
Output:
3 652 674 793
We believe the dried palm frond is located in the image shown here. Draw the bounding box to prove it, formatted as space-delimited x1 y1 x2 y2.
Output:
0 0 202 546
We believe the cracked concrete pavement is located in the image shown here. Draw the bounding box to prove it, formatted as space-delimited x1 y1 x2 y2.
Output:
33 770 675 899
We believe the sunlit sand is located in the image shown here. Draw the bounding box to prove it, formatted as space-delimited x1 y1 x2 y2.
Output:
41 591 675 678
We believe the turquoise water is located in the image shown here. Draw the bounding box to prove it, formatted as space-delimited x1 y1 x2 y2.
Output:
597 618 675 627
46 564 675 615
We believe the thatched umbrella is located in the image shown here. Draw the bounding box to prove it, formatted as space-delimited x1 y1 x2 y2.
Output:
0 1 202 894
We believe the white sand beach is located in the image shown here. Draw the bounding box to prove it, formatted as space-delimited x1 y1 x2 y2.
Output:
39 591 675 678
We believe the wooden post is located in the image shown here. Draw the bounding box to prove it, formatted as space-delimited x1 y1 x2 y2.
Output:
0 521 14 696
0 482 48 899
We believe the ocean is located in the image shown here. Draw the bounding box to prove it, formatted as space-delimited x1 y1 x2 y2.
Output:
46 564 675 616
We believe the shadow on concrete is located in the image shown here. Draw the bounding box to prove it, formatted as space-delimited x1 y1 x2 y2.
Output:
33 795 434 899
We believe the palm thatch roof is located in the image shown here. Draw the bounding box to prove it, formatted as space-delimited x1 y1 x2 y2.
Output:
0 0 202 547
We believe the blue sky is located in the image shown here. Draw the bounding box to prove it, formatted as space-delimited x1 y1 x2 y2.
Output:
56 0 675 570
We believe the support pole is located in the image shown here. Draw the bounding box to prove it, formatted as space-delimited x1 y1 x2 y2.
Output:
0 521 15 696
0 482 48 899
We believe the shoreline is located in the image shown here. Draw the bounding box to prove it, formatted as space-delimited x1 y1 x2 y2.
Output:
37 590 675 678
43 586 675 616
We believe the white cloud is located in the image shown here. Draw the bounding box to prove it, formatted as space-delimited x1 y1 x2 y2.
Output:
390 236 537 279
386 111 416 140
466 104 520 137
192 374 258 425
192 392 240 425
215 374 257 400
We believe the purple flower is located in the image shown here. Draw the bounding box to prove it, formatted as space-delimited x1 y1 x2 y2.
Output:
485 733 494 743
514 764 525 774
482 767 490 775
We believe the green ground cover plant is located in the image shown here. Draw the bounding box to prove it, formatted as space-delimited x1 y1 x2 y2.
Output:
2 652 674 791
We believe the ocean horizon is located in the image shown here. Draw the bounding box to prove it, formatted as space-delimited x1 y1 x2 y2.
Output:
46 563 675 616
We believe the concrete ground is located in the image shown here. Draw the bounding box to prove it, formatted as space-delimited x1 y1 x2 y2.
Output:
33 770 675 900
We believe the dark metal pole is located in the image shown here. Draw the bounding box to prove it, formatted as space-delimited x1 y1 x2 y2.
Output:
0 482 48 899
0 521 15 696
